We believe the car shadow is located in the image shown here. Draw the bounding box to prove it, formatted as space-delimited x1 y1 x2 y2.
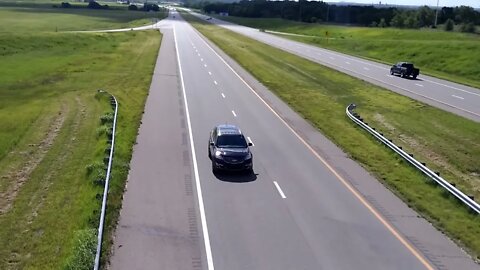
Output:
213 171 257 183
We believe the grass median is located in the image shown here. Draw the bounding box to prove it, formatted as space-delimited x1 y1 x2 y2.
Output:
182 12 480 259
215 16 480 89
0 7 163 269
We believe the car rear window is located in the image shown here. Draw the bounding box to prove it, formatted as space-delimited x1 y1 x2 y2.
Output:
216 135 247 148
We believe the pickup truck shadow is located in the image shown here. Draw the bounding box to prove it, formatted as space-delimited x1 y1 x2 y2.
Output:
213 171 257 183
393 75 423 81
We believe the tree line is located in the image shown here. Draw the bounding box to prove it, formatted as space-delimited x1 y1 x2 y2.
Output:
189 0 479 32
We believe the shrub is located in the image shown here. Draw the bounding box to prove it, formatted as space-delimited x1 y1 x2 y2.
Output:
444 19 454 31
378 18 387 28
61 2 71 8
128 4 137 10
460 22 475 33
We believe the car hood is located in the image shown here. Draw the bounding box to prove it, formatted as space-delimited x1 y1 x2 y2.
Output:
217 147 250 157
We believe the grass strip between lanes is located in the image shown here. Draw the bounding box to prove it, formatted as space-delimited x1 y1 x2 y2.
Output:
181 12 480 260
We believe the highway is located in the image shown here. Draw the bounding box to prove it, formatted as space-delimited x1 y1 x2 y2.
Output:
192 13 480 123
109 11 479 270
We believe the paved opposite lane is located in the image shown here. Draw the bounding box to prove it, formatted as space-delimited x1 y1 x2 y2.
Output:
110 11 479 270
192 13 480 123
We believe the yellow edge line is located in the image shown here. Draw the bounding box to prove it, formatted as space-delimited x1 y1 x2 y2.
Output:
191 22 435 270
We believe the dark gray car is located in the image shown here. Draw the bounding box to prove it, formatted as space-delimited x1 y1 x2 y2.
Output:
208 124 253 173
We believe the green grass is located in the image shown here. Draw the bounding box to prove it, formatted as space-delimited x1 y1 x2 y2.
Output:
216 16 480 89
0 6 163 269
182 12 480 259
0 5 166 32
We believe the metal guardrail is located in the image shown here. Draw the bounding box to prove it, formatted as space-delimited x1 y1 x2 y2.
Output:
94 90 119 270
346 104 480 214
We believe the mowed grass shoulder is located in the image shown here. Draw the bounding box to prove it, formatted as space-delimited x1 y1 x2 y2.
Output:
182 13 480 258
0 7 163 269
217 16 480 89
0 5 165 32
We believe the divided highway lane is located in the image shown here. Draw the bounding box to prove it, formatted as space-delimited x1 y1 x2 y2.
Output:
173 14 444 270
192 13 480 123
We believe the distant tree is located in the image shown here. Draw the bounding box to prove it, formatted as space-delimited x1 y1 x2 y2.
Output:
378 18 387 28
370 21 378 27
128 4 137 10
454 6 476 24
416 6 435 27
444 18 454 31
390 12 405 28
87 1 106 9
310 16 318 23
405 13 418 28
142 3 159 12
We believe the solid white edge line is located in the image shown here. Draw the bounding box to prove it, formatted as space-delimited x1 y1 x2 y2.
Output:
247 136 254 146
232 110 237 117
273 181 287 199
173 25 215 270
193 28 435 270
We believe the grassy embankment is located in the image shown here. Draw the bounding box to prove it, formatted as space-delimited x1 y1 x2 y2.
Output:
216 16 480 89
182 12 480 259
0 7 164 269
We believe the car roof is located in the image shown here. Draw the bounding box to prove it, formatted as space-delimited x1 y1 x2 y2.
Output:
216 124 242 135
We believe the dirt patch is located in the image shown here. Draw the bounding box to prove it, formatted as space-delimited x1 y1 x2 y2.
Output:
0 105 68 215
398 133 479 195
373 113 395 132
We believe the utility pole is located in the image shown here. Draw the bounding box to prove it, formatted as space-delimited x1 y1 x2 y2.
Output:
434 0 439 27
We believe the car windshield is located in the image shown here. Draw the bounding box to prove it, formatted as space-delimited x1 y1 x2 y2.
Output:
216 134 247 148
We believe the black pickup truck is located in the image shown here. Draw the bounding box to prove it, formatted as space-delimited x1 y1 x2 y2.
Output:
390 62 420 79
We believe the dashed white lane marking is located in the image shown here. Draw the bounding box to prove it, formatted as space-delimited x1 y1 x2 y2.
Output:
208 71 212 75
200 58 204 62
415 83 424 87
247 136 254 146
204 64 207 67
195 30 436 269
221 93 225 98
231 110 237 117
317 52 322 56
273 181 287 199
329 56 335 60
197 53 200 56
173 25 214 270
363 67 370 71
346 61 351 65
214 80 218 85
452 95 465 100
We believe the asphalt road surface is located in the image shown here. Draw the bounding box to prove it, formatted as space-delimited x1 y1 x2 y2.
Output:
191 12 480 123
109 11 479 270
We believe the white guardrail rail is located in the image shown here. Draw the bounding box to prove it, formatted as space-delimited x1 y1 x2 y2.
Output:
94 90 119 270
346 104 479 214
